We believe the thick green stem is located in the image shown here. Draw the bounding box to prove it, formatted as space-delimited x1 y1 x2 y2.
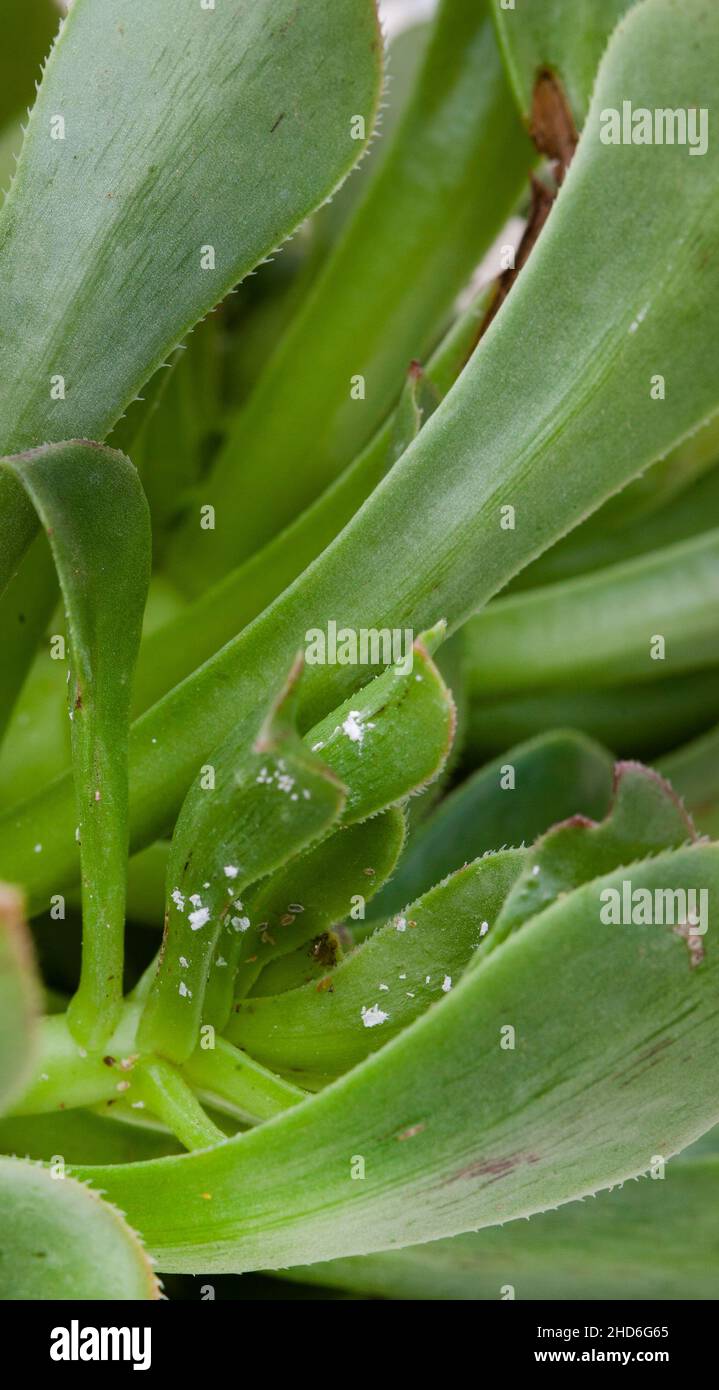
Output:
182 1038 306 1125
131 1059 226 1152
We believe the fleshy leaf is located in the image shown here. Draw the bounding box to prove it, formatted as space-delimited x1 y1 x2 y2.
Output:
0 1157 159 1300
0 0 381 541
465 530 719 695
301 627 456 822
0 0 382 752
138 660 347 1063
227 848 525 1084
0 442 150 1047
491 0 635 131
282 1139 719 1300
228 807 407 1004
0 284 489 808
129 287 491 721
79 844 719 1272
491 760 699 948
465 670 719 763
168 0 531 586
202 634 455 1030
509 456 719 592
365 730 614 926
4 0 719 909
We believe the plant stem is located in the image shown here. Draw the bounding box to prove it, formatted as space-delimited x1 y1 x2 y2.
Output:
181 1037 306 1125
131 1059 226 1151
9 1011 140 1116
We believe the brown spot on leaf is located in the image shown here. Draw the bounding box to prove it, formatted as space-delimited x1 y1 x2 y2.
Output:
439 1151 539 1189
310 931 340 968
396 1123 425 1142
470 69 577 352
529 68 578 177
673 921 705 968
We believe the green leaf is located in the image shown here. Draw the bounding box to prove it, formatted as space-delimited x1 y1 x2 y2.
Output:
117 313 223 550
11 1008 144 1118
491 0 635 130
508 455 719 591
138 660 347 1063
310 20 434 252
465 670 719 763
129 286 490 721
464 530 719 695
0 886 40 1116
281 1144 719 1300
227 848 525 1084
233 807 407 1001
248 941 344 999
0 1157 159 1300
0 282 485 819
0 443 150 1048
365 730 614 927
0 1107 182 1167
492 761 698 946
168 0 531 586
0 535 57 750
5 0 719 907
0 281 488 777
0 0 382 583
301 627 455 821
201 634 454 1031
78 844 719 1272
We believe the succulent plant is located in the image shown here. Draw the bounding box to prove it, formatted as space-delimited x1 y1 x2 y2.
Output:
1 0 718 1302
